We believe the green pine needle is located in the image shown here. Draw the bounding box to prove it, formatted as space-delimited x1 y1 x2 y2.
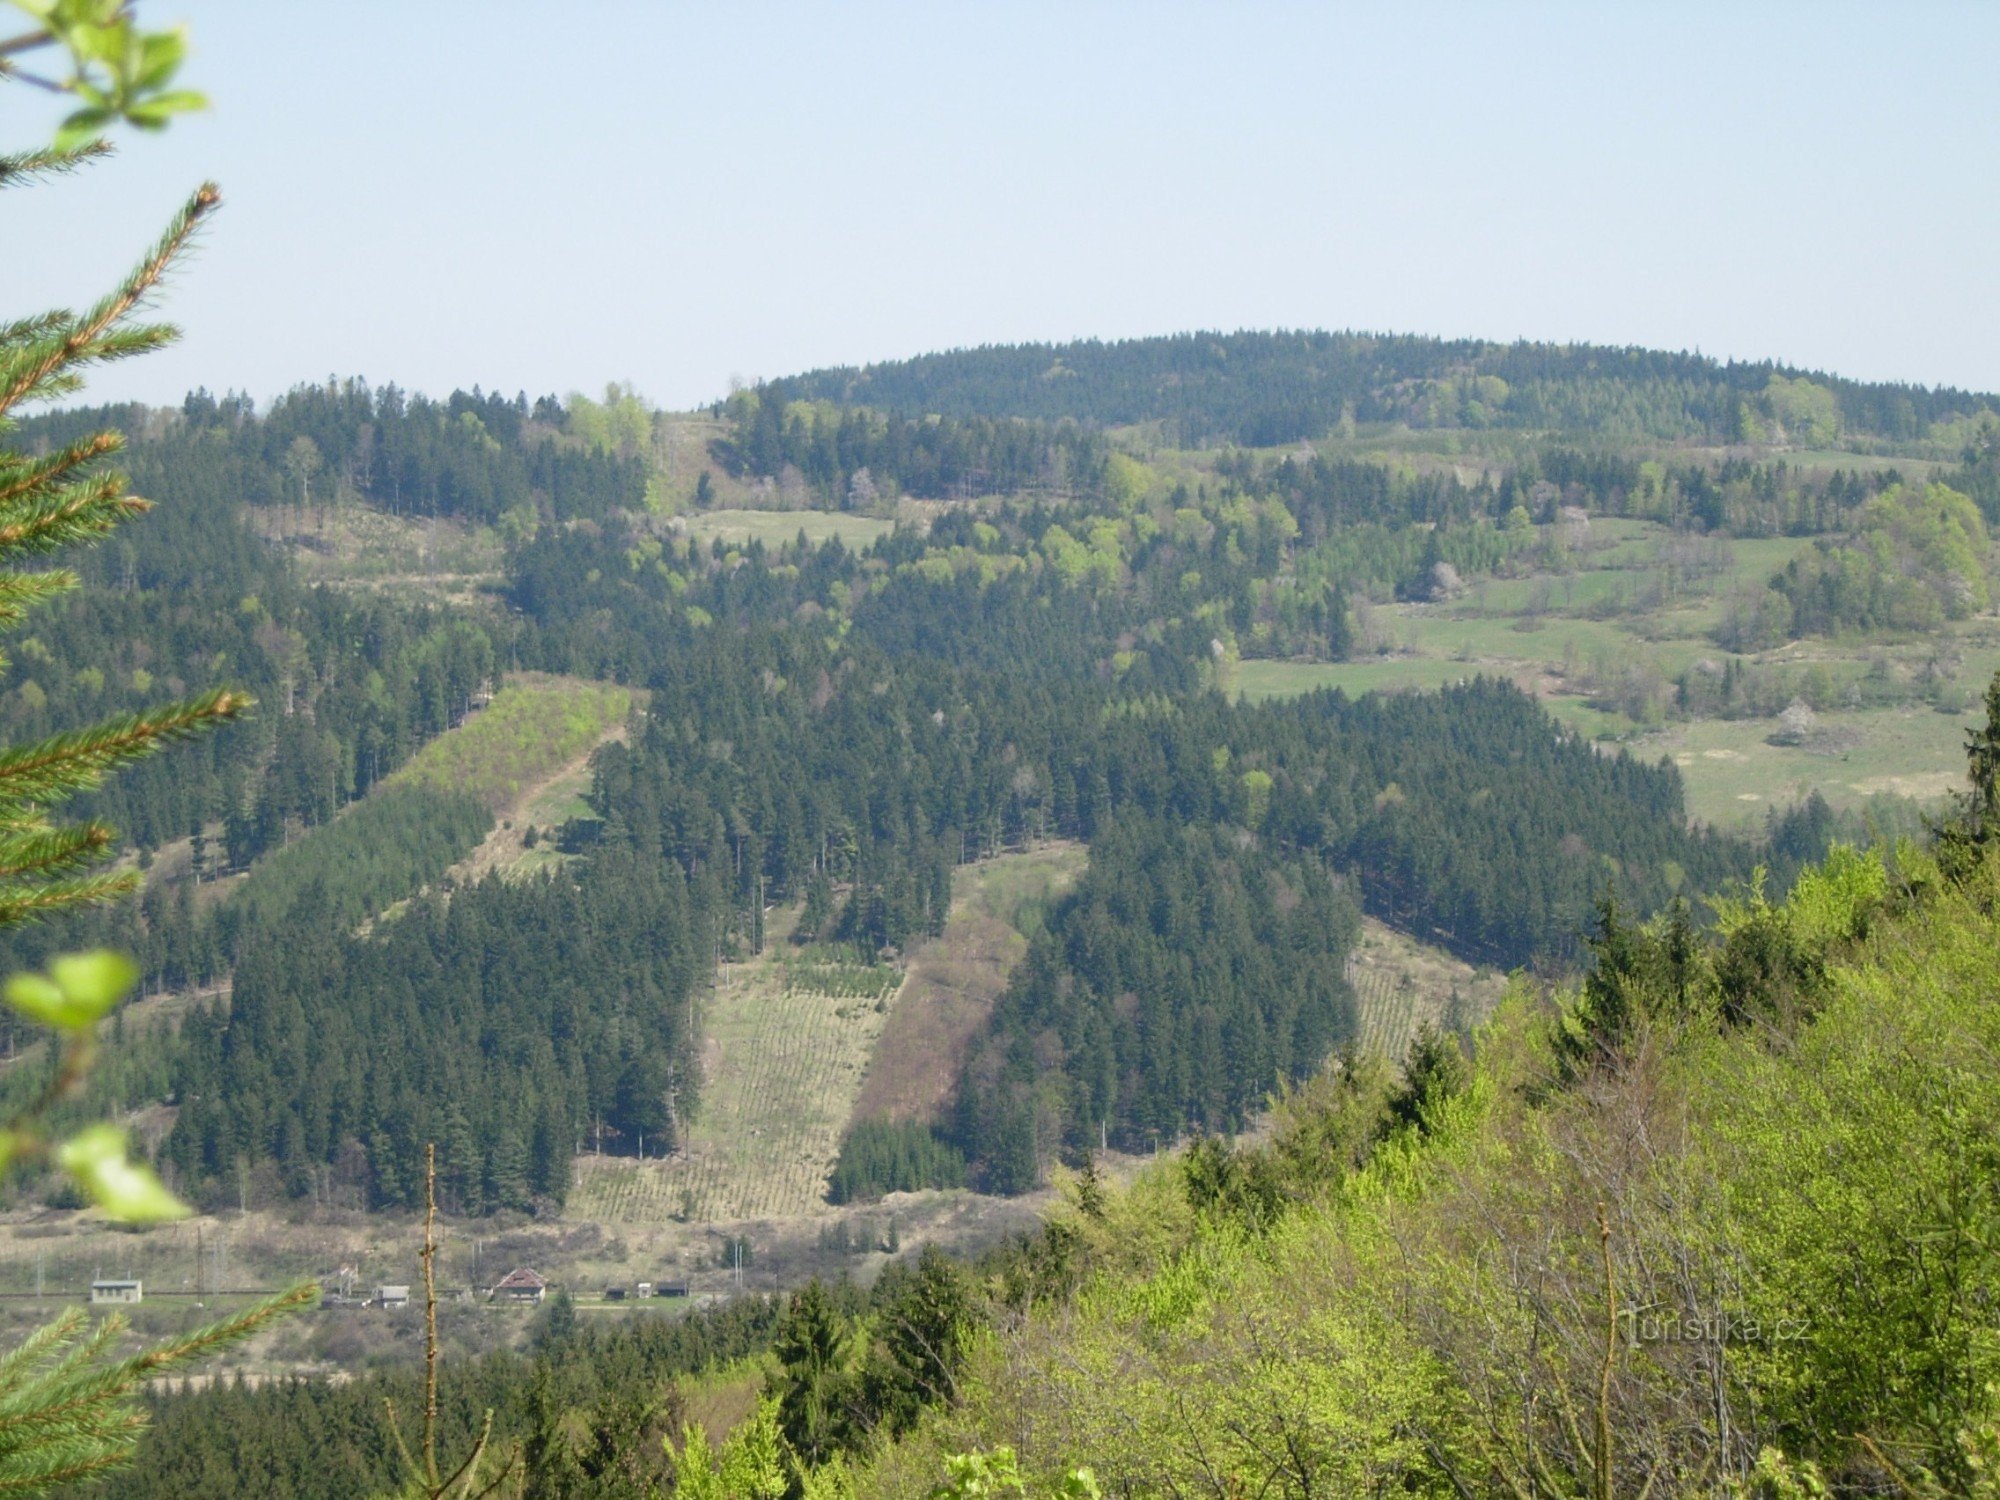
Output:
0 472 140 558
0 571 78 636
0 825 118 883
0 1284 316 1494
0 872 140 927
0 433 124 508
0 689 252 807
0 179 217 421
0 143 112 191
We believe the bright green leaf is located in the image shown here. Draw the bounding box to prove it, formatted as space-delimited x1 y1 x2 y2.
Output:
4 952 135 1031
143 89 207 114
49 950 138 1018
1 974 69 1028
57 1124 188 1222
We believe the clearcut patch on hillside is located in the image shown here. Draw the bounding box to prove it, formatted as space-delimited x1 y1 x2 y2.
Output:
1347 915 1508 1061
851 841 1085 1128
571 911 895 1223
569 844 1082 1225
442 721 634 886
356 673 637 926
386 672 634 811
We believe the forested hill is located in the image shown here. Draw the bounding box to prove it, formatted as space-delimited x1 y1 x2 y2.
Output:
21 381 647 526
0 356 1889 1209
762 329 2000 449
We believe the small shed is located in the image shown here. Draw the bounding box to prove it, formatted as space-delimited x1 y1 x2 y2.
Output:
90 1280 141 1305
490 1267 548 1304
374 1285 411 1309
636 1282 653 1299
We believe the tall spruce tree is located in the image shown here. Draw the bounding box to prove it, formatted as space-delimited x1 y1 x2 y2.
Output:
0 154 246 924
0 12 306 1495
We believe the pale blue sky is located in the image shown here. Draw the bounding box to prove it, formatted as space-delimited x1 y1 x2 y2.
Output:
5 2 1997 411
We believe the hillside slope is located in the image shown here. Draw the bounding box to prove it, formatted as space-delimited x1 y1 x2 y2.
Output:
571 845 1074 1225
855 826 2000 1497
768 328 1999 448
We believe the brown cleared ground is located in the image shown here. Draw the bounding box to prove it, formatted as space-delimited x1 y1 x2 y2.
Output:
566 844 1083 1226
248 504 502 598
850 842 1085 1128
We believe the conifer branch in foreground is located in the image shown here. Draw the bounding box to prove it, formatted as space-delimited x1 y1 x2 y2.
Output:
0 1284 317 1495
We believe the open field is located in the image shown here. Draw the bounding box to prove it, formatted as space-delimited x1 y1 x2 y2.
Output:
1638 708 1978 826
1346 917 1509 1061
852 842 1086 1128
250 503 503 596
386 673 634 812
570 845 1078 1225
681 508 895 550
570 908 892 1224
1233 518 2000 829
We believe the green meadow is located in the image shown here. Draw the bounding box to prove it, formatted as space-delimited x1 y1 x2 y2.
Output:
1234 518 1995 829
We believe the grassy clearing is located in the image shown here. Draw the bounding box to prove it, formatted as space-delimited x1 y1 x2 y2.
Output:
570 845 1084 1225
1234 656 1491 702
250 504 503 592
1236 518 2000 829
683 509 894 550
1640 707 1979 825
387 673 633 812
1347 917 1509 1061
853 842 1087 1128
571 910 892 1224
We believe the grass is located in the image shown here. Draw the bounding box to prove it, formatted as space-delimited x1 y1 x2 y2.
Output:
571 907 894 1224
683 509 894 550
1234 657 1485 702
386 673 633 812
1234 518 2000 830
1346 917 1508 1061
1638 708 1978 826
852 843 1087 1128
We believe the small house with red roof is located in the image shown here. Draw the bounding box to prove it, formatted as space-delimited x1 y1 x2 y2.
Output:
489 1267 548 1304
